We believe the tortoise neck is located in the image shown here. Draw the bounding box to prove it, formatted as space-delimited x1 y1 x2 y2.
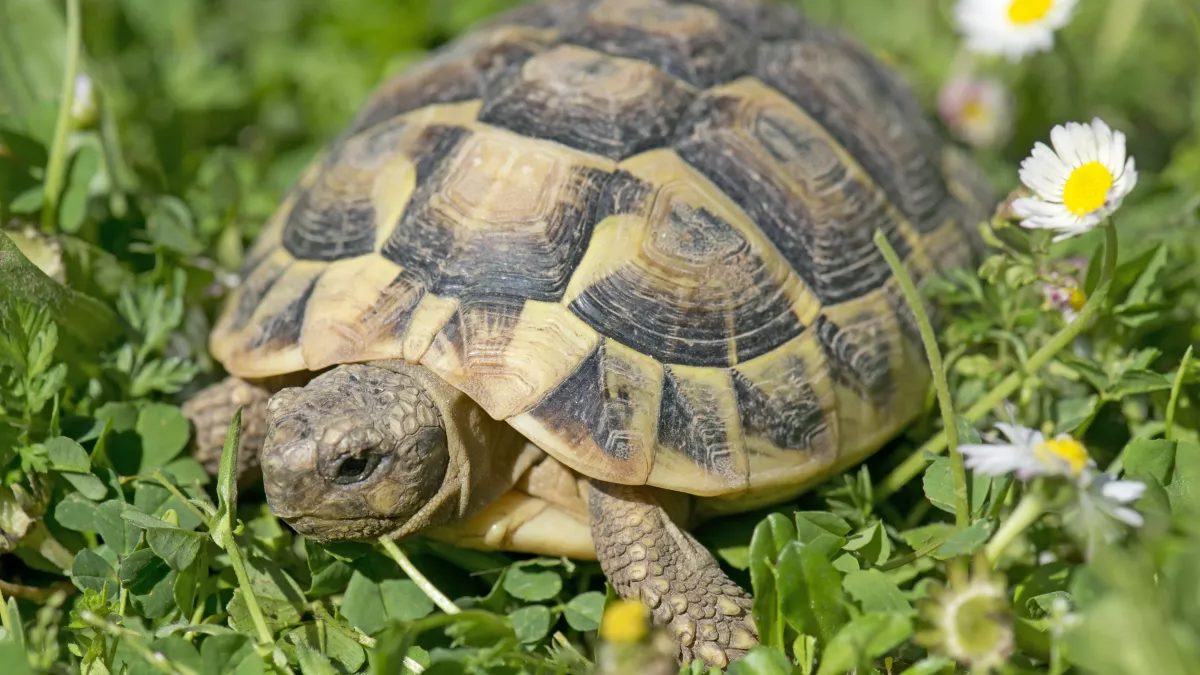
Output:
370 360 530 538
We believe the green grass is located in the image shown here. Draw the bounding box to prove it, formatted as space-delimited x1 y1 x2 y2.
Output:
3 0 1200 674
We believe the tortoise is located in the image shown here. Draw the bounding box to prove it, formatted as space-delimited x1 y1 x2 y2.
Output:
183 0 994 667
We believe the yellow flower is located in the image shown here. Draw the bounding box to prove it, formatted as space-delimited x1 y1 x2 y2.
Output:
599 599 649 644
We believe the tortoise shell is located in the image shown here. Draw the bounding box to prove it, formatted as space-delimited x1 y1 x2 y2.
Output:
210 0 993 499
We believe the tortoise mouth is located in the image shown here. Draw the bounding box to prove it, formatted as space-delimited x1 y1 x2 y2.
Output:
279 513 403 543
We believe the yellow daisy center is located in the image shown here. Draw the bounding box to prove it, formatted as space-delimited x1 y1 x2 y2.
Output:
1061 161 1114 216
962 100 987 122
1067 288 1086 311
1008 0 1054 24
599 600 648 643
1034 438 1089 476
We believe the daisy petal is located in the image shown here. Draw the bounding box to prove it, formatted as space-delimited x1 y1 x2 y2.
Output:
1012 197 1061 218
1110 128 1128 176
1101 479 1146 504
1110 506 1144 528
1051 125 1082 168
994 422 1044 448
1072 121 1098 163
959 443 1039 477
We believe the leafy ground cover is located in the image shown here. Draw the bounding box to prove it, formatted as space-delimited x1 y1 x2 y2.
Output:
2 0 1200 674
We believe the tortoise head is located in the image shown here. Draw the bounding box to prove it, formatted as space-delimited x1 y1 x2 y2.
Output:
260 363 452 542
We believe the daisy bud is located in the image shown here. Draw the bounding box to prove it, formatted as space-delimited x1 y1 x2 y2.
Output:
938 75 1013 148
917 554 1014 671
70 73 99 129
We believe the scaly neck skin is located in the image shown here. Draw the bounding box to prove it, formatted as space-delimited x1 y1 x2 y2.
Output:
371 360 533 538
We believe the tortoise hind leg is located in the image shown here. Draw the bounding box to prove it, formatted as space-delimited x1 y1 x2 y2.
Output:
181 377 271 481
587 481 759 668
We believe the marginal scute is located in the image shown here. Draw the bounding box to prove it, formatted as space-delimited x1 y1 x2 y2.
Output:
384 127 612 302
423 299 601 419
813 313 894 407
567 149 811 367
756 30 955 234
217 262 327 377
299 259 421 371
674 79 918 306
282 121 411 262
224 250 291 335
247 276 319 352
731 332 839 494
647 365 748 494
512 339 660 485
566 0 753 88
479 44 697 160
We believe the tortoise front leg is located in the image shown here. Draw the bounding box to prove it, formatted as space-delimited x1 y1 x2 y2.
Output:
181 376 271 481
588 481 759 668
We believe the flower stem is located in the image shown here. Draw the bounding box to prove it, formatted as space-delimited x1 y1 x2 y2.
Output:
224 535 276 646
379 537 460 615
1096 0 1149 70
41 0 81 234
984 486 1048 563
874 230 966 528
876 220 1119 502
0 585 9 634
1166 345 1193 441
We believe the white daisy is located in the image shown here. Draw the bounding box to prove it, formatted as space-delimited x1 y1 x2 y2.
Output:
1067 472 1147 558
954 0 1078 60
1012 118 1138 241
937 75 1013 148
957 423 1095 481
1081 473 1146 528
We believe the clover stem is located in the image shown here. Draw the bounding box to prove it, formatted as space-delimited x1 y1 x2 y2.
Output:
874 230 967 528
1166 345 1193 441
876 220 1119 502
984 485 1049 564
42 0 81 234
379 537 460 615
224 536 276 646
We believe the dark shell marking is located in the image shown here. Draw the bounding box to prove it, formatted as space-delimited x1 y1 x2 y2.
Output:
756 31 957 234
479 44 697 160
215 0 992 495
568 199 804 367
563 0 754 88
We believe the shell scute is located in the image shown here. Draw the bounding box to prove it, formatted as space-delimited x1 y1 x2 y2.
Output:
479 44 696 160
510 339 660 485
566 0 753 88
673 78 919 307
756 30 956 235
566 149 809 368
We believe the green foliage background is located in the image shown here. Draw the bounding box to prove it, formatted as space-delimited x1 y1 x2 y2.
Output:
2 0 1200 674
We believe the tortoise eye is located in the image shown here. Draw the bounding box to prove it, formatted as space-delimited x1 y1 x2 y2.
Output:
330 453 380 485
